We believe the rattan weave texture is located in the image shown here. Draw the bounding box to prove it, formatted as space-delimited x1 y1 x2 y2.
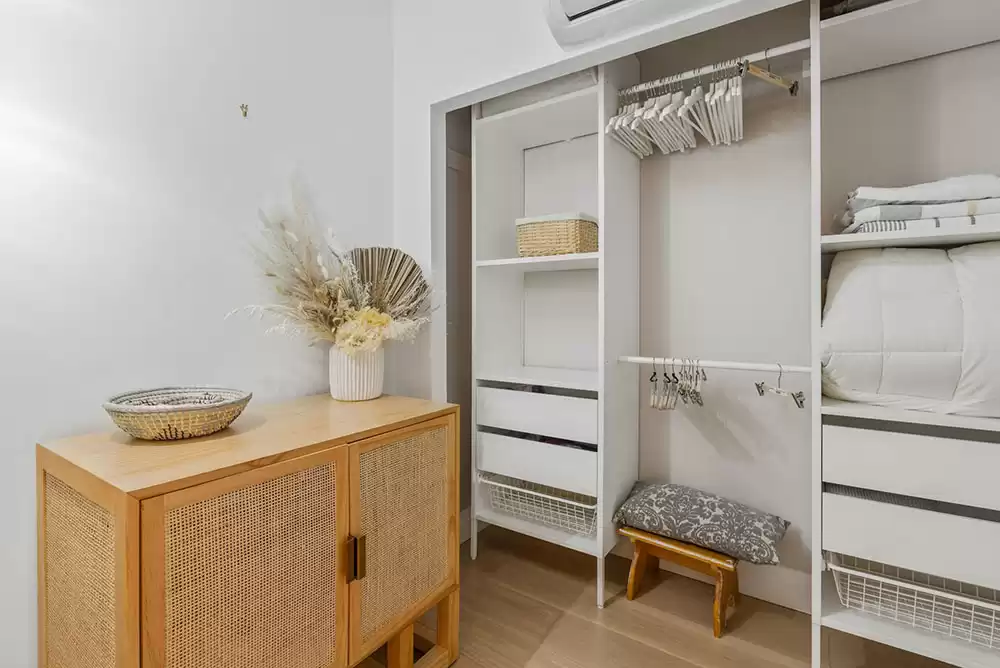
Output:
44 473 116 668
516 218 598 257
165 462 338 668
103 387 251 441
358 427 450 645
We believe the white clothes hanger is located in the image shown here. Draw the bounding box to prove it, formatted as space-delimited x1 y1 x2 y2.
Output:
607 103 647 158
681 80 715 146
618 103 653 157
657 91 694 152
755 364 806 409
641 92 677 154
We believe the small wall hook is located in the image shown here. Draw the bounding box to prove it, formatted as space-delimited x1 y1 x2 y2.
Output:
240 104 249 118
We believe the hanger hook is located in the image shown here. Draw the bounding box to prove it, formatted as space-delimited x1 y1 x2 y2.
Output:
776 363 783 389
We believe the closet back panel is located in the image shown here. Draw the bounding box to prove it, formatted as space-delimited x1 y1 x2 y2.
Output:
475 271 524 379
822 40 1000 234
522 270 598 371
523 135 598 217
474 144 522 261
634 9 811 613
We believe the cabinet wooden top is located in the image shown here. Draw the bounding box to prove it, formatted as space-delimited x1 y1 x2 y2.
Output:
39 394 456 499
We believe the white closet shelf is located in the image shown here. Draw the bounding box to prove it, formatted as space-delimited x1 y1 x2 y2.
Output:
475 507 602 557
821 397 1000 433
474 86 599 150
477 367 599 392
476 253 599 272
820 225 1000 252
821 0 1000 80
821 578 1000 668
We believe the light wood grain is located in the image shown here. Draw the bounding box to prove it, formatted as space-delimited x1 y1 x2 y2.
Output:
620 528 739 638
387 625 414 668
619 526 737 570
41 394 454 499
36 448 46 668
36 444 140 668
440 527 949 668
140 496 166 668
436 588 460 664
116 491 140 668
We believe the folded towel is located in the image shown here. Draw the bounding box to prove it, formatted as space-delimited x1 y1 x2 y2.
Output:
848 174 1000 212
850 198 1000 226
846 212 1000 235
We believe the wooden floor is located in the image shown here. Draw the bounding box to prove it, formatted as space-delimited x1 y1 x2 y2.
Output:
402 527 950 668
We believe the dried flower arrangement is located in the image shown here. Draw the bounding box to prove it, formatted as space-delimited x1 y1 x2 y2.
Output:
237 196 430 354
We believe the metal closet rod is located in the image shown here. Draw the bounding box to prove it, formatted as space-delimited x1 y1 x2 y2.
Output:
617 38 810 99
619 356 812 375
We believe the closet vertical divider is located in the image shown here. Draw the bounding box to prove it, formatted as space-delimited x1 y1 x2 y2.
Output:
595 57 642 607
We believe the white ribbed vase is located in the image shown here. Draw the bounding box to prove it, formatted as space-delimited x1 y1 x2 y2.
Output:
329 346 384 401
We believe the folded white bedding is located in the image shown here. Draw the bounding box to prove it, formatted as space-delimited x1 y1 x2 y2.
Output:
848 174 1000 212
822 242 1000 417
848 198 1000 226
845 212 1000 234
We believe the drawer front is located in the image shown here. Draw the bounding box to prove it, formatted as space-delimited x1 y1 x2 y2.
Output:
823 425 1000 511
477 431 597 496
823 493 1000 589
476 387 598 444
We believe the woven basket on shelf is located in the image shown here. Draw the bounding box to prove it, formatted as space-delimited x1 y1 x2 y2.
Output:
516 213 598 257
103 386 252 441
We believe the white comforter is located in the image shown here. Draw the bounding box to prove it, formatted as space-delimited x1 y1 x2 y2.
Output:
822 242 1000 417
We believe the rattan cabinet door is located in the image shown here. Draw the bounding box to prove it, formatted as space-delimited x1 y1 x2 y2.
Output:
140 447 350 668
348 415 459 664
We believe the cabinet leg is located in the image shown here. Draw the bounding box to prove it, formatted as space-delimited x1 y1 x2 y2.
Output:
388 624 415 668
436 588 460 664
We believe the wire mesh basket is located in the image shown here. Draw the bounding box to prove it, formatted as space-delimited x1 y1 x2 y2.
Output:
479 472 597 536
827 552 1000 650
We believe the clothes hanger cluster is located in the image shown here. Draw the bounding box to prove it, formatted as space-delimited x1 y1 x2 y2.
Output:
648 359 708 411
755 364 806 409
606 60 746 160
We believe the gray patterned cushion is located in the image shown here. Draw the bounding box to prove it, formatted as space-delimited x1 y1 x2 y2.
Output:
613 482 790 565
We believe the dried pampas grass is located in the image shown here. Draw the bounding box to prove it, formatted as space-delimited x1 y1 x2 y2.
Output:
234 191 430 353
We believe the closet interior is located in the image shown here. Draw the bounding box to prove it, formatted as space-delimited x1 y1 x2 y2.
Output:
463 0 1000 665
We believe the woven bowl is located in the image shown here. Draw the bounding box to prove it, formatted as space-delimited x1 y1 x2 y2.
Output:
103 387 252 441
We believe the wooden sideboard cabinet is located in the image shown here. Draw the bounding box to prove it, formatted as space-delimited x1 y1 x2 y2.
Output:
37 394 460 668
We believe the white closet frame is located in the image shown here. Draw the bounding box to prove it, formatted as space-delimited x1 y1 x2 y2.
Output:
469 60 640 608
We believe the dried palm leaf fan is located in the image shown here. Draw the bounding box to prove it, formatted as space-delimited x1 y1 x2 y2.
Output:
349 247 430 319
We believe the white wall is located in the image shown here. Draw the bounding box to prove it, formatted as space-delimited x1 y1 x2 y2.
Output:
0 1 392 665
822 40 1000 234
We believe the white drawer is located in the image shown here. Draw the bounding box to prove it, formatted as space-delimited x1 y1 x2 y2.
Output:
823 492 1000 590
823 425 1000 511
477 431 597 496
476 387 597 444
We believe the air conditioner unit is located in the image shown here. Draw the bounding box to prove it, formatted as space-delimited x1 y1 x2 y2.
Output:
544 0 794 48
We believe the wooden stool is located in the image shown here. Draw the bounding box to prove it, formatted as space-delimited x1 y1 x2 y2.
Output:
619 527 740 638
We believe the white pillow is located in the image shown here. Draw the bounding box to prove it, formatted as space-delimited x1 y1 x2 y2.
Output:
822 242 1000 417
